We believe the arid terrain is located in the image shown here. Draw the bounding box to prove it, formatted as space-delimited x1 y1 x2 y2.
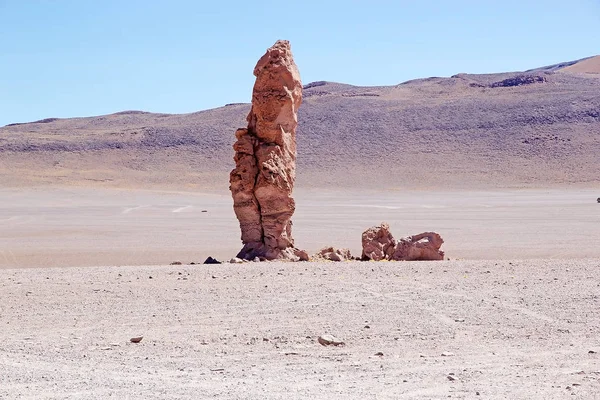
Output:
1 56 599 399
1 56 599 190
1 187 599 269
1 260 599 399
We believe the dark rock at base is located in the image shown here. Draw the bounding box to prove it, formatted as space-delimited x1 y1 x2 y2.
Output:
203 256 221 264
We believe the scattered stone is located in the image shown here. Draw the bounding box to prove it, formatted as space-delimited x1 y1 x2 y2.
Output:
588 350 597 354
375 351 384 356
441 352 455 357
201 210 208 212
447 375 457 381
229 257 245 264
454 318 465 322
317 334 345 346
361 222 444 261
313 246 353 262
229 40 307 262
203 256 221 264
170 261 182 265
130 336 143 343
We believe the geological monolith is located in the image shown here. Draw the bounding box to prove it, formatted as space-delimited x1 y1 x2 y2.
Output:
229 40 307 261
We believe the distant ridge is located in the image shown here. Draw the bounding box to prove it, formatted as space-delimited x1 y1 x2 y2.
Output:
560 55 600 74
1 56 599 190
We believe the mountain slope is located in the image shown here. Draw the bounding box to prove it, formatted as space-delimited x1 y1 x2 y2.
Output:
1 57 599 190
560 55 600 74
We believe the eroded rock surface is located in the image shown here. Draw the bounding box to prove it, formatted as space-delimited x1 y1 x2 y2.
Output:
229 40 307 261
361 223 396 261
361 223 444 261
392 232 445 261
314 247 353 262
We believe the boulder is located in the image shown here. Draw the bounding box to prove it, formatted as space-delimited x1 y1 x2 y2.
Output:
314 247 353 262
392 232 445 261
229 40 306 261
361 222 445 261
361 223 396 261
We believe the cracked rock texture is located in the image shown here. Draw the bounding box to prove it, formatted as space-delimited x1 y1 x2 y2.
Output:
361 223 445 261
229 40 307 261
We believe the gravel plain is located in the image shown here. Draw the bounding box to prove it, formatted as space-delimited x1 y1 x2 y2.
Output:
1 259 599 399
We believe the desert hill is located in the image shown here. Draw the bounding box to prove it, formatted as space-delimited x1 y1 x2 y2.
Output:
1 56 599 191
559 55 600 74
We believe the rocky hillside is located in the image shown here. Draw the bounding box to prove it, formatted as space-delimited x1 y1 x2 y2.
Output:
1 57 599 190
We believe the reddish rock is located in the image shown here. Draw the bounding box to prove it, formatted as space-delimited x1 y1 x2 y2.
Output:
230 40 306 261
314 247 353 262
361 223 396 261
393 232 445 261
361 223 444 261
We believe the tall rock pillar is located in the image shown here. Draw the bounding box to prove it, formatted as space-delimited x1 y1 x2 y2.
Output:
229 40 307 261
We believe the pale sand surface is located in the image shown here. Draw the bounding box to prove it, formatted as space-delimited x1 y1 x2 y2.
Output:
561 55 600 74
1 187 599 268
1 260 599 399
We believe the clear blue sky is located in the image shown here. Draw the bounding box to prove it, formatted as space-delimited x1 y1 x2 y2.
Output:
1 0 598 126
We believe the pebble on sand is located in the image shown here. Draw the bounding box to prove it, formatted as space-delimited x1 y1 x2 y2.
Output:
130 336 143 343
318 334 345 346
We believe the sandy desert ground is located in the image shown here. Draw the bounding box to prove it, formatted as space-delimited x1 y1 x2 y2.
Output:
1 186 599 398
0 187 599 268
0 188 600 268
1 259 599 399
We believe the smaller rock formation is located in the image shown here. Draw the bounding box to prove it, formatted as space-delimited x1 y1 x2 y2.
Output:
313 247 353 262
361 223 396 261
392 232 445 261
361 223 444 261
